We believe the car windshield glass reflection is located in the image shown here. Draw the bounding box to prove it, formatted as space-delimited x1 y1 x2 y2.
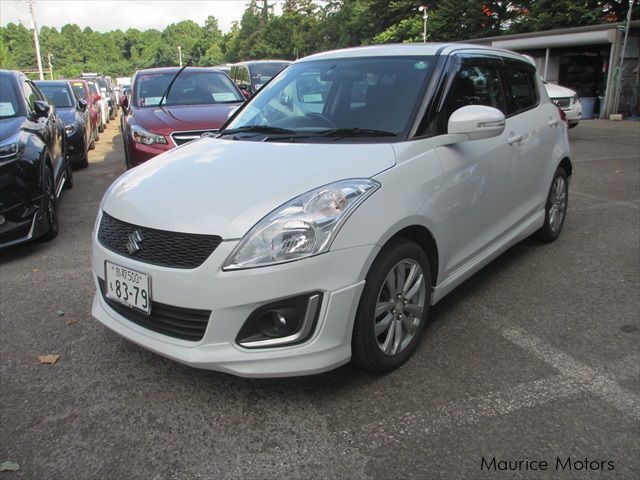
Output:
226 57 435 138
39 85 74 108
0 77 19 118
250 63 289 88
134 71 243 108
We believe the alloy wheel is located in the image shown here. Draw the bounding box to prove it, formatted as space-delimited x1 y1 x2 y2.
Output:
548 176 567 234
374 259 426 356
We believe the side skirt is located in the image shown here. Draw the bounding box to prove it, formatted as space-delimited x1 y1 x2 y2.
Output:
430 210 545 305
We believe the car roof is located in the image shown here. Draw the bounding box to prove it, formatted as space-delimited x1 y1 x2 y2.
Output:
0 69 24 79
233 60 292 66
134 66 223 75
298 43 532 64
35 80 71 86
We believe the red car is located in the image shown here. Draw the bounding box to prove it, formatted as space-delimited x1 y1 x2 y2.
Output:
120 67 245 169
69 79 100 142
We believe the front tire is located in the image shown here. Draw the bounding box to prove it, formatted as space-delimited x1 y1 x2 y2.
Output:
41 166 59 241
64 157 73 190
352 239 431 373
535 166 568 242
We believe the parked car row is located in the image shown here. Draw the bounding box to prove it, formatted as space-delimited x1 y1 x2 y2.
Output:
0 70 117 249
118 60 291 169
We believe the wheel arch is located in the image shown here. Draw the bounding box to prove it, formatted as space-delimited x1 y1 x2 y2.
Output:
382 225 439 287
559 156 572 177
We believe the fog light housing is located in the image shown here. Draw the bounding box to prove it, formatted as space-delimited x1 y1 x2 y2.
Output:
236 293 322 348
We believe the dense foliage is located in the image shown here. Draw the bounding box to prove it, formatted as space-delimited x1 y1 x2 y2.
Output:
1 0 636 78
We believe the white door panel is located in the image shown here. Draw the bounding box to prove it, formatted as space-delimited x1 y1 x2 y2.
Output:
434 118 520 276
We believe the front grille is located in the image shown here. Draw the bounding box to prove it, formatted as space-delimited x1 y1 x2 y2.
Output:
170 130 218 146
98 279 210 341
98 212 222 269
552 97 571 109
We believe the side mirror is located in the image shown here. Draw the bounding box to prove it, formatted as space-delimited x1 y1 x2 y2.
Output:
77 99 88 111
447 105 505 142
94 94 102 102
238 85 250 99
33 100 51 117
280 92 293 110
119 95 129 112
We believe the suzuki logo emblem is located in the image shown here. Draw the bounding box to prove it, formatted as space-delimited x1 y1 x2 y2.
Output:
126 230 144 254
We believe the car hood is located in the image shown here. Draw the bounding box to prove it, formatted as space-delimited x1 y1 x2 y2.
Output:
544 83 576 98
102 138 396 238
0 116 27 143
131 103 241 136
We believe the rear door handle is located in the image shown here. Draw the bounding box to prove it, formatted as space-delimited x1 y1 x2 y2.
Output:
508 135 523 145
548 119 559 127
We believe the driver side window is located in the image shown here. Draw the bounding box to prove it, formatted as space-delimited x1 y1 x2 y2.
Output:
430 59 506 135
443 62 506 118
22 81 38 113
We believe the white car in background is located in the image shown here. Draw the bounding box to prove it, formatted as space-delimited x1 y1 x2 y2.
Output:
91 44 572 377
544 81 582 128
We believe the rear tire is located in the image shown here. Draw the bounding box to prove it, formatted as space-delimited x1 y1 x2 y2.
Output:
41 166 59 241
352 239 431 373
98 122 104 133
535 166 568 242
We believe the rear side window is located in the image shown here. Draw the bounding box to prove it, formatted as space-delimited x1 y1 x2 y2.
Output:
501 65 539 115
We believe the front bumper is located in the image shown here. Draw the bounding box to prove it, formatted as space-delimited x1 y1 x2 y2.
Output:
0 158 47 248
66 129 86 163
91 223 377 377
560 101 582 123
126 136 173 167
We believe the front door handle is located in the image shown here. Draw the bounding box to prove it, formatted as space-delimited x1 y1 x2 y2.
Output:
548 119 559 127
508 134 523 145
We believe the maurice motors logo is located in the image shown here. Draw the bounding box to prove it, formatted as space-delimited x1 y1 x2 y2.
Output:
126 230 144 254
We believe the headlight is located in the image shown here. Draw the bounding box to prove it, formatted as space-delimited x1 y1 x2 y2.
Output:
131 124 167 145
0 132 25 163
65 123 77 135
572 94 580 105
224 179 380 270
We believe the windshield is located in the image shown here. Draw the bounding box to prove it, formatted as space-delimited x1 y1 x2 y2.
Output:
95 77 109 91
70 82 86 100
226 56 435 139
0 76 20 118
37 84 74 108
250 62 289 89
133 70 243 108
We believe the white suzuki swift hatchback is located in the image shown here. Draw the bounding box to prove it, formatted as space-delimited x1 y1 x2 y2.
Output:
92 44 571 377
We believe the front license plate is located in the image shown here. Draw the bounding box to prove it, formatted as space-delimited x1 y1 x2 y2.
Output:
105 261 151 314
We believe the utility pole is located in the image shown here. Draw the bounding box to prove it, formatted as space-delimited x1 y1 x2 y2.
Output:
29 0 44 80
47 53 53 79
612 0 635 115
261 0 274 24
178 46 183 67
419 5 429 43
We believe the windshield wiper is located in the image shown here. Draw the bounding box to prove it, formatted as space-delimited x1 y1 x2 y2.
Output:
218 125 296 137
263 127 398 142
158 65 187 108
315 128 398 138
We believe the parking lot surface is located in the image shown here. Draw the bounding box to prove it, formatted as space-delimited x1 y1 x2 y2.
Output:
1 120 638 479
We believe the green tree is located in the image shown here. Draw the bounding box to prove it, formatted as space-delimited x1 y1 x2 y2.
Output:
155 20 205 66
200 16 224 65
